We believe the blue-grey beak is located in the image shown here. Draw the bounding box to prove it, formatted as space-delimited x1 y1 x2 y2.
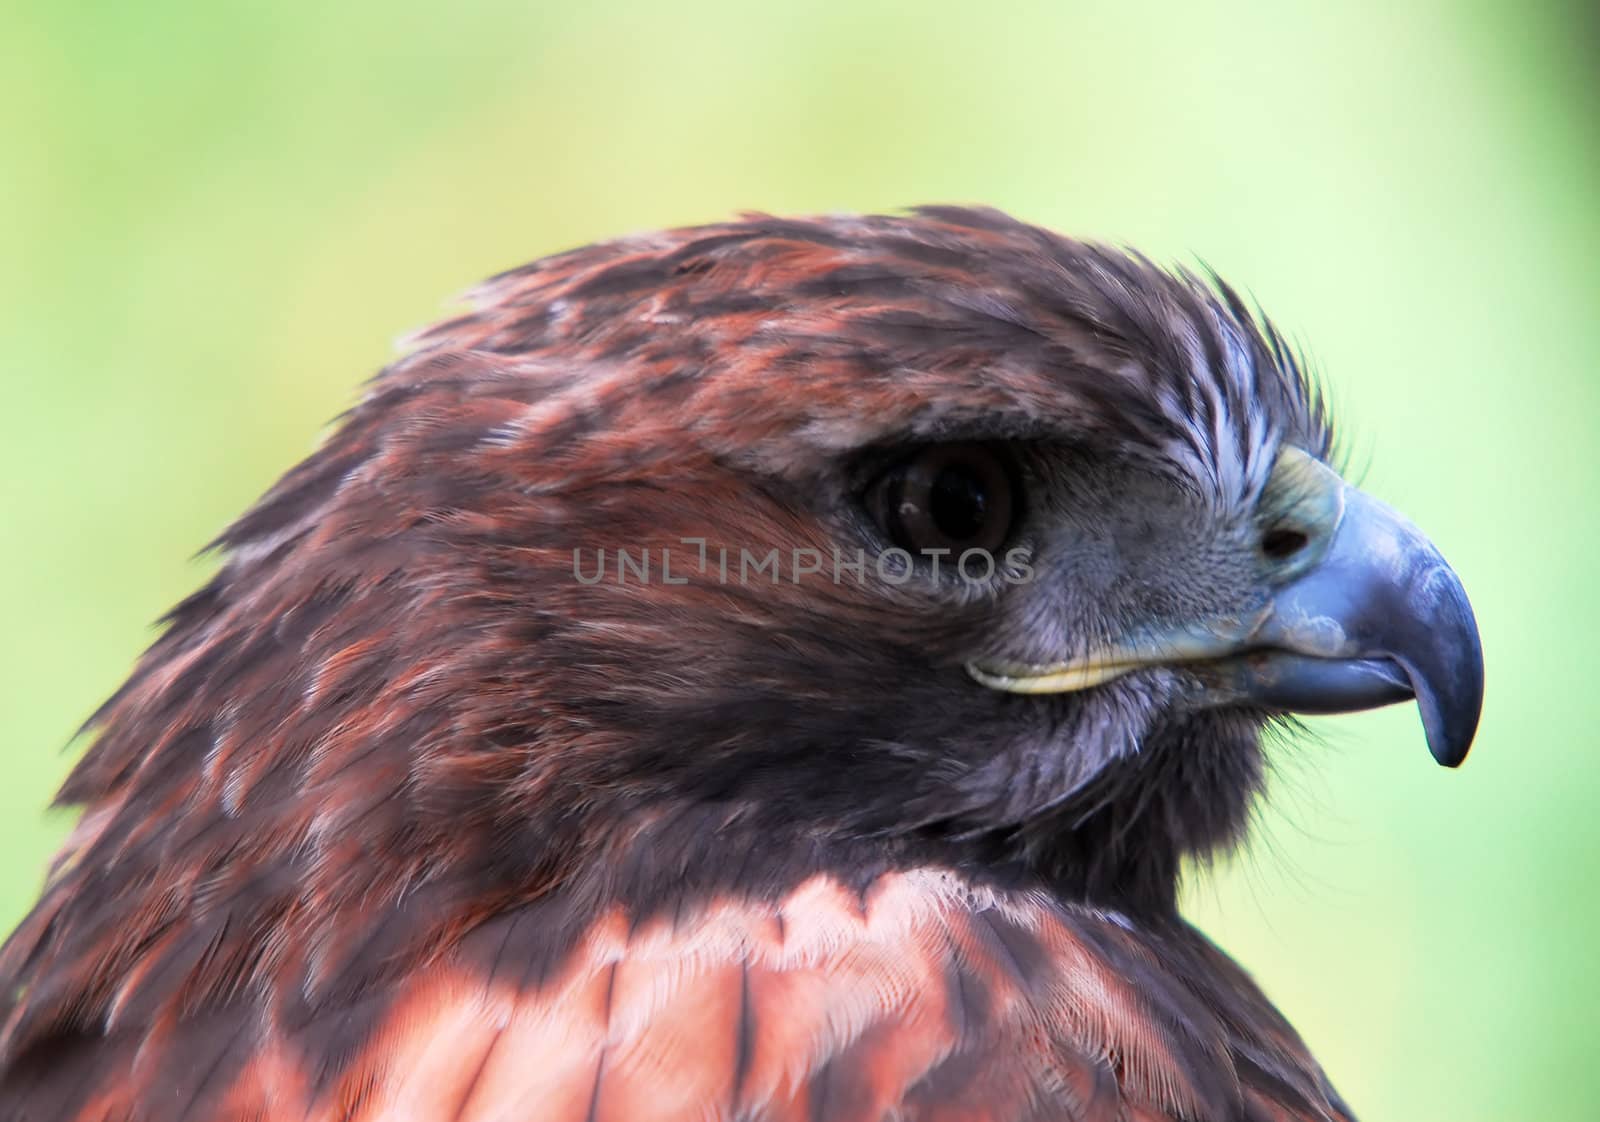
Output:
1217 483 1484 766
968 450 1485 766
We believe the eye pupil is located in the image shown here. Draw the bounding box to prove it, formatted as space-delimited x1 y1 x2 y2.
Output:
868 443 1018 562
931 466 990 542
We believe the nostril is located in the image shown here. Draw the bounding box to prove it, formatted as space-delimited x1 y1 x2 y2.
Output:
1261 527 1310 561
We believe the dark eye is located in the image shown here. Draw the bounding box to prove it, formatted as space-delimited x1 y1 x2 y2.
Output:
867 443 1018 558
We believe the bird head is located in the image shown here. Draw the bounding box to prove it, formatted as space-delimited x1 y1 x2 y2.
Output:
53 208 1483 934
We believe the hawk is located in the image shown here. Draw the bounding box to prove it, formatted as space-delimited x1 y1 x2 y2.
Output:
0 207 1483 1121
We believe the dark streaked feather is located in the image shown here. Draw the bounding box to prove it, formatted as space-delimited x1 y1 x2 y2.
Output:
1 209 1341 1120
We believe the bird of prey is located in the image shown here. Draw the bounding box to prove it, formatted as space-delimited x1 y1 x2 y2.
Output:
0 207 1483 1122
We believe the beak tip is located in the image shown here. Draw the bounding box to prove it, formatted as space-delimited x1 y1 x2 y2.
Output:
1425 703 1482 769
1430 737 1471 769
1416 650 1484 769
1328 495 1485 772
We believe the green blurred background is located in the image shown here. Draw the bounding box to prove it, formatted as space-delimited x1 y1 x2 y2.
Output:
3 1 1596 1117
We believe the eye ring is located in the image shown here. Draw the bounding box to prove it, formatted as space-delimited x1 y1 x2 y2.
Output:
866 443 1019 561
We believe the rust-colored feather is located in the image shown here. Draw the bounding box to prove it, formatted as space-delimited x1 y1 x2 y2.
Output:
26 872 1345 1122
1 209 1352 1121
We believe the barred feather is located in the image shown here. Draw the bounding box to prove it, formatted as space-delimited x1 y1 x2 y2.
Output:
1 208 1343 1121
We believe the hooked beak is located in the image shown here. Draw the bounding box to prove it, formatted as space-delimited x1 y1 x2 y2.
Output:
967 450 1484 767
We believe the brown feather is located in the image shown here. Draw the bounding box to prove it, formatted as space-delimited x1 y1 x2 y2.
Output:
1 209 1348 1121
